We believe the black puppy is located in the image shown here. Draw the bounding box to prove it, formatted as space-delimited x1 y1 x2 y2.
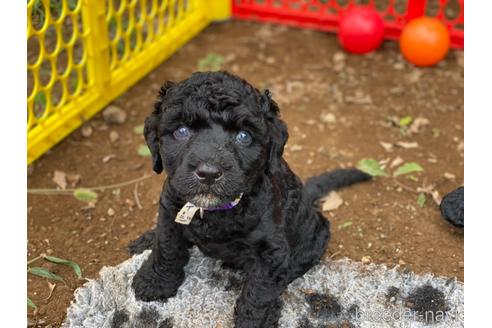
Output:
130 71 370 328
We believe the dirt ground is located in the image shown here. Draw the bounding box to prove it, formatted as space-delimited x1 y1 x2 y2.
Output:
27 20 464 327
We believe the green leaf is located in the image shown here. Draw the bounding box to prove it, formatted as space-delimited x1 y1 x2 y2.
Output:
357 159 388 177
27 297 37 309
393 162 424 177
70 76 79 91
197 53 224 71
133 124 145 134
68 0 78 10
28 267 64 282
73 188 98 202
34 91 47 107
406 175 419 182
137 144 151 157
399 115 413 127
399 127 408 136
417 193 426 208
44 256 82 279
337 221 353 230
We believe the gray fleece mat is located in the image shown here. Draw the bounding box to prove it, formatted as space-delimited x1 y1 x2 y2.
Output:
64 247 464 328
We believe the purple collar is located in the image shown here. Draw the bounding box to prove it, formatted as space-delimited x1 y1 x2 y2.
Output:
202 194 243 213
205 202 238 211
175 194 244 224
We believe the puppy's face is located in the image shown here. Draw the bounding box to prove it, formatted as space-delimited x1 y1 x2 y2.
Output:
144 72 288 207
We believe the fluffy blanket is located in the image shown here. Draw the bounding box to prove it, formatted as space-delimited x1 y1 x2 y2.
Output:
64 247 463 328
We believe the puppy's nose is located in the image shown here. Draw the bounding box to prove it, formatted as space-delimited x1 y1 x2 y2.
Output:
194 163 223 184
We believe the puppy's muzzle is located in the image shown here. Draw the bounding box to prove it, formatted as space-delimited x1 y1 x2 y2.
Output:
194 162 223 185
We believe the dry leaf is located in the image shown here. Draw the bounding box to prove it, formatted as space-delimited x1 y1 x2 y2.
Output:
390 157 404 168
444 172 456 180
380 158 390 165
396 141 419 149
44 281 57 301
380 142 394 152
289 144 303 152
321 191 343 212
384 116 400 127
418 185 442 206
320 112 336 123
430 190 442 205
102 154 116 163
81 202 96 211
408 117 429 134
52 170 67 190
66 173 81 188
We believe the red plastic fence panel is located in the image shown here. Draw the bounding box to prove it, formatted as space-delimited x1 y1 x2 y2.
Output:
232 0 464 49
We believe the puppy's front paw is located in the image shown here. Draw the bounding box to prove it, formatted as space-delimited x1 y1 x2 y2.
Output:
131 261 182 302
235 318 264 328
234 297 282 328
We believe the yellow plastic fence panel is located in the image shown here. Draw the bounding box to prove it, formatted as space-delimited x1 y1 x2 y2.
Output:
27 0 231 164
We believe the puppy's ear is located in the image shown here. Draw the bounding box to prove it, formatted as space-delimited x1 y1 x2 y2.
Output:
262 90 288 173
144 81 175 174
144 112 163 174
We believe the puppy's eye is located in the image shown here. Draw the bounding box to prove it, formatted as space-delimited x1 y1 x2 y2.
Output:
235 131 252 145
173 126 191 140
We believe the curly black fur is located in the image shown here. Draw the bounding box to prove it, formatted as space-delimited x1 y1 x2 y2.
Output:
130 71 371 328
440 186 464 228
128 229 155 255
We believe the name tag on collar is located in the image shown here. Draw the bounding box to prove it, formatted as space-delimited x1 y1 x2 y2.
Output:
175 202 200 225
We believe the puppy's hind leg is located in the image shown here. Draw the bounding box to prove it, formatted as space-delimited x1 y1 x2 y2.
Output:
287 214 330 283
128 229 155 255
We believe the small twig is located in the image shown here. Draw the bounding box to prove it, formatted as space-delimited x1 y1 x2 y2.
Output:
330 251 342 259
432 177 449 190
27 175 152 195
67 139 93 148
134 182 143 210
27 254 44 266
395 177 449 206
394 180 419 194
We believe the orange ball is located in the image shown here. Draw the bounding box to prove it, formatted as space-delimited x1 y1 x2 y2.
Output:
400 17 450 67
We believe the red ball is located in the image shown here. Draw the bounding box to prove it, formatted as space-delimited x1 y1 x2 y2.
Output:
338 7 385 54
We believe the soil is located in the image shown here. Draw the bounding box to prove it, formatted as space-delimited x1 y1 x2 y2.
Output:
27 20 464 327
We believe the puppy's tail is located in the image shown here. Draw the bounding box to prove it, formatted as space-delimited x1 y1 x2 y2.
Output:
303 168 371 206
